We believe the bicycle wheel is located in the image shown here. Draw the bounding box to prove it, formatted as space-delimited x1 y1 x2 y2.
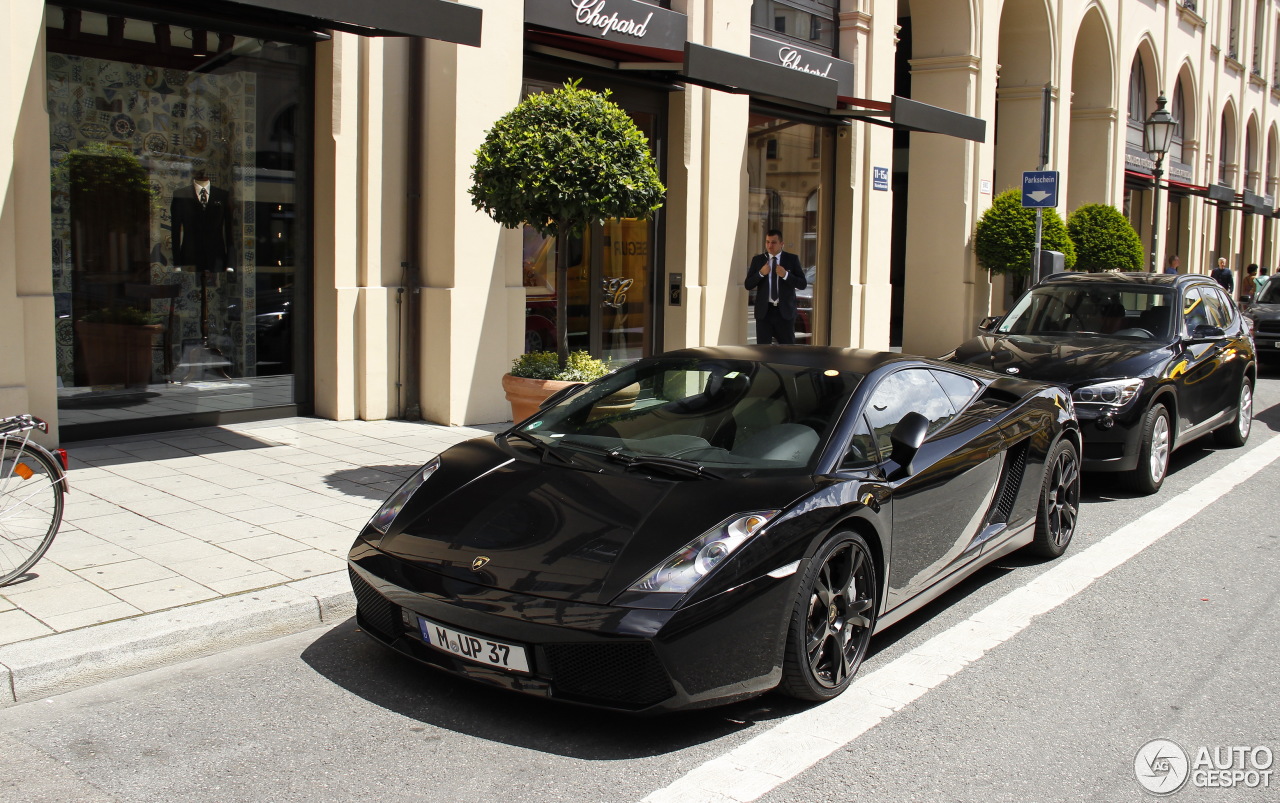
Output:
0 442 64 586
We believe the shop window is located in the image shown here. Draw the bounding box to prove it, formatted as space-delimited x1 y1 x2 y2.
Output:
747 112 832 346
751 0 838 54
46 5 311 430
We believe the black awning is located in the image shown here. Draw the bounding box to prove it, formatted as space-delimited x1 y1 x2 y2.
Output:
64 0 482 46
1207 183 1236 204
1243 189 1269 212
680 42 838 111
229 0 482 45
832 96 986 143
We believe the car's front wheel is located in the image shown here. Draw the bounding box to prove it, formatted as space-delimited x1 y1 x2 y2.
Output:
1213 377 1253 448
779 532 878 701
1126 404 1171 495
1028 437 1080 559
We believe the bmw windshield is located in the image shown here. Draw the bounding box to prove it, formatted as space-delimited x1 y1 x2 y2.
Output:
997 284 1177 340
505 357 863 477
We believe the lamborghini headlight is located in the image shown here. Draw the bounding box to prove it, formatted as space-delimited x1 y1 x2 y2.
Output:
367 455 440 535
1071 378 1143 408
627 511 779 595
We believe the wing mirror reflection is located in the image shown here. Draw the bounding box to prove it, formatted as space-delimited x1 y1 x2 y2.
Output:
886 411 930 481
978 316 1001 332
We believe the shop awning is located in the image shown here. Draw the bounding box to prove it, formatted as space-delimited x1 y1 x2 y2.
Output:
680 42 838 110
70 0 483 45
832 96 987 143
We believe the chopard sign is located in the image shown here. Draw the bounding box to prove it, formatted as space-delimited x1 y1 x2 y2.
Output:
571 0 651 38
526 0 687 48
749 35 855 98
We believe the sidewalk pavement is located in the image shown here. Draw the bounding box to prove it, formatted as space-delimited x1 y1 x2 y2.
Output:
0 416 504 706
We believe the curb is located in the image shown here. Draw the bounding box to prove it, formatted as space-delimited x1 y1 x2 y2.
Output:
0 571 354 706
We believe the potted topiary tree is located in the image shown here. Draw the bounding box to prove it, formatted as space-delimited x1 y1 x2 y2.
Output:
469 80 665 418
1066 203 1144 273
975 188 1076 299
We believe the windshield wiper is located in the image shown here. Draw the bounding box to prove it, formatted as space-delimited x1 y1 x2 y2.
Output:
501 430 574 466
605 450 725 480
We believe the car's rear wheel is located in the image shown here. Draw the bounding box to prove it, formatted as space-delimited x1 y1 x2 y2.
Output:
779 532 878 701
1213 378 1253 448
1028 437 1080 559
1126 404 1171 495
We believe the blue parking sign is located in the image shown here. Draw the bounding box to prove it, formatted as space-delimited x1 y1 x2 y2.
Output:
1022 171 1059 207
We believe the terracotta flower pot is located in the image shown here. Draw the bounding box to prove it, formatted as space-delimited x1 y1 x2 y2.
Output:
501 373 577 423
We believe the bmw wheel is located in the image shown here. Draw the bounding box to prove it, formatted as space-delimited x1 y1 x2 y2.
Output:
1028 438 1080 559
1126 404 1171 495
1213 378 1253 448
779 533 878 701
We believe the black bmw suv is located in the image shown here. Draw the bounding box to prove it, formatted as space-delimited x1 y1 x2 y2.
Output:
949 273 1255 494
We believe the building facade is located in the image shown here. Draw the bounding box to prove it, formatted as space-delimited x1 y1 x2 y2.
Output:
2 0 1277 443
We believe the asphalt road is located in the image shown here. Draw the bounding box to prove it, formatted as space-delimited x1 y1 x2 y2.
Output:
2 366 1278 803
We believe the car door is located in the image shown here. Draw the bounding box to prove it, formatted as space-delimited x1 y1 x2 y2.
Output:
1175 286 1231 436
860 368 1005 609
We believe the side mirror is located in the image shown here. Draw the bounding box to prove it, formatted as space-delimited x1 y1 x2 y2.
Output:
1188 324 1225 342
978 316 1001 332
538 382 585 409
887 411 930 481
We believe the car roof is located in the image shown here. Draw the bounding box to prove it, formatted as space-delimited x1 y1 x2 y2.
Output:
1037 271 1214 289
658 345 925 375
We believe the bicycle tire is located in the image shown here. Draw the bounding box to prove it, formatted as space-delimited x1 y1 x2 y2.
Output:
0 441 65 586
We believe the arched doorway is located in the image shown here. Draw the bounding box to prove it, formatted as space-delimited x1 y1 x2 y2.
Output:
895 0 980 356
1067 6 1114 210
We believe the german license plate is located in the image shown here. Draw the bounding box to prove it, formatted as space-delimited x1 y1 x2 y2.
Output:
417 616 530 674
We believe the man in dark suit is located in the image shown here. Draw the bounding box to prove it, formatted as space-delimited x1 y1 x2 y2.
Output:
744 229 806 344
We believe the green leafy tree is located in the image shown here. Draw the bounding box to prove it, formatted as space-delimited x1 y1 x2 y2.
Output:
974 188 1076 296
470 80 665 369
1066 203 1144 273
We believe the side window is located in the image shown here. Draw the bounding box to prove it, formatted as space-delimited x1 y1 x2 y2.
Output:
863 369 958 457
1182 287 1210 333
841 414 880 469
1205 287 1237 328
930 369 982 411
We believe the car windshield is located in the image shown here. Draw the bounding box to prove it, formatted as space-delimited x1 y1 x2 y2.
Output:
509 357 863 476
996 283 1176 339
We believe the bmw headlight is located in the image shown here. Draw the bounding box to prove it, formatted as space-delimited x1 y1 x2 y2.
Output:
627 511 778 595
1071 379 1143 408
367 456 440 535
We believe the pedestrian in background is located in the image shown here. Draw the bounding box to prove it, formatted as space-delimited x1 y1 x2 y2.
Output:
1211 257 1234 294
1255 267 1270 300
1164 254 1181 274
1240 264 1258 308
744 229 806 345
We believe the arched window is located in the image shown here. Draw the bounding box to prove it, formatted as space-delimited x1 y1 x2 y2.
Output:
1170 80 1186 165
1127 56 1147 150
1220 112 1234 185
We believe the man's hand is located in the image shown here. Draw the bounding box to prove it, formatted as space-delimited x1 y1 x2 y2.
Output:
759 264 770 276
774 263 787 278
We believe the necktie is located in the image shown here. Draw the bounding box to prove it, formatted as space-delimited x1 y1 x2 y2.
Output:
199 188 208 206
769 256 778 304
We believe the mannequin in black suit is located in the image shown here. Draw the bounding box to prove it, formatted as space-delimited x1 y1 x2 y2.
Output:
171 172 232 271
744 229 806 344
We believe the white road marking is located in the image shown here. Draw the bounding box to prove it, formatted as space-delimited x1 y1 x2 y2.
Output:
641 433 1280 803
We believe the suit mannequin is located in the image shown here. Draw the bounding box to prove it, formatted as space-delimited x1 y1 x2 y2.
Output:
171 173 232 271
744 229 806 344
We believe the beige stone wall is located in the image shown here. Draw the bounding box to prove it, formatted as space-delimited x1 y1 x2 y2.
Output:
1 2 57 446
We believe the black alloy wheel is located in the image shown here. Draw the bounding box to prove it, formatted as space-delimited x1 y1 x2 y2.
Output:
1028 438 1080 559
779 533 878 701
1126 404 1171 495
1213 378 1253 448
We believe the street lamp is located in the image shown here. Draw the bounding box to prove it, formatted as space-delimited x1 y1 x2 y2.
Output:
1143 94 1178 272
